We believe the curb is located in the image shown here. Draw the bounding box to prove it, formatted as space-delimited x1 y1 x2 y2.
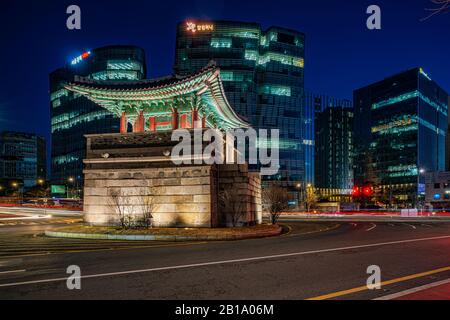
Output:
45 227 283 241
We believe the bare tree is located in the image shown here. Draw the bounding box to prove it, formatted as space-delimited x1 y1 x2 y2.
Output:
109 187 158 229
305 186 318 213
421 0 449 21
109 189 133 229
262 185 290 224
219 189 246 227
137 187 157 228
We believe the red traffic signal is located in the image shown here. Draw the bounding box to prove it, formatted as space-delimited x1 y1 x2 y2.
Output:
352 185 373 197
362 185 373 197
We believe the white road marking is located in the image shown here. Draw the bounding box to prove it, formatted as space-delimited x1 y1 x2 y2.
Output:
0 269 26 275
365 223 377 232
1 235 450 288
374 278 450 300
404 223 417 230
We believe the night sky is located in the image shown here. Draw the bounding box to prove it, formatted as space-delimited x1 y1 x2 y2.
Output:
0 0 449 159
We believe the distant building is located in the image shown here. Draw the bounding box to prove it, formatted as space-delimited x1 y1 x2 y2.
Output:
174 20 305 187
50 45 147 188
315 105 354 190
424 171 450 209
446 96 450 171
304 93 352 185
0 131 46 189
353 68 449 205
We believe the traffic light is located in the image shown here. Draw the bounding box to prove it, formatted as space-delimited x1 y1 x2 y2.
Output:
363 185 373 197
352 184 373 198
351 186 360 197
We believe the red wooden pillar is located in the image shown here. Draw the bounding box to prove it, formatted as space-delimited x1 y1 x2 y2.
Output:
133 118 138 133
191 109 199 128
133 112 145 133
120 112 127 133
172 110 179 130
138 111 144 132
149 116 157 132
180 114 188 129
202 116 206 128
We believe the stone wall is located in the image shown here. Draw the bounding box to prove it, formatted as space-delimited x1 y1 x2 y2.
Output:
218 164 262 226
84 166 216 227
83 132 262 228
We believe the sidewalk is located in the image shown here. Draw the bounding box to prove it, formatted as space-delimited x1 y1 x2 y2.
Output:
394 281 450 300
377 279 450 300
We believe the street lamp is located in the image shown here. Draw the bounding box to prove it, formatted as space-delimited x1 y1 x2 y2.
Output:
11 182 23 203
67 177 75 198
418 168 427 210
295 183 302 209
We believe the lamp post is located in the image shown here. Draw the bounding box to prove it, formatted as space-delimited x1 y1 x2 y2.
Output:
418 168 426 211
11 181 23 204
295 183 302 210
67 177 74 199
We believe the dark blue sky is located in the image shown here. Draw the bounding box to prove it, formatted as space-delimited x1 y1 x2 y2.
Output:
0 0 449 145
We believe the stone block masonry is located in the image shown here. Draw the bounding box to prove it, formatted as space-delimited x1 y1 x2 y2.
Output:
83 132 262 228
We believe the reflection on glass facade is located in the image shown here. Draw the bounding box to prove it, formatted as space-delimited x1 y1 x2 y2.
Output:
50 45 147 187
315 106 354 190
304 93 353 185
0 131 46 188
353 68 449 204
174 20 305 186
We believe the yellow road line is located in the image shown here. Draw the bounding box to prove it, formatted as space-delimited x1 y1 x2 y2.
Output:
306 265 450 300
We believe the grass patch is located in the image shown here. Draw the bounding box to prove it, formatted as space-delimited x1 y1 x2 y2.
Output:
53 223 281 237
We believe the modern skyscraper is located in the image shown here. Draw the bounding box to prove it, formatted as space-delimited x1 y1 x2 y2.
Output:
50 45 147 189
304 93 352 185
314 106 354 189
174 20 305 187
353 68 448 205
446 96 450 171
0 131 46 189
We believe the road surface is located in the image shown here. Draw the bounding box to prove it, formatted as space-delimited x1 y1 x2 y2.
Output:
0 219 450 300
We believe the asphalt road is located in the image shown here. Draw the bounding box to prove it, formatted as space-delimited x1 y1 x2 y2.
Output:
1 219 450 300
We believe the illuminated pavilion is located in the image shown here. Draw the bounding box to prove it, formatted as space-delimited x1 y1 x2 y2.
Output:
64 63 249 133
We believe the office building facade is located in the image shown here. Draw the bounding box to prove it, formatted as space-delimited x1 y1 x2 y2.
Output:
0 131 46 189
315 106 354 190
304 93 352 185
353 68 448 204
174 20 305 186
50 45 147 188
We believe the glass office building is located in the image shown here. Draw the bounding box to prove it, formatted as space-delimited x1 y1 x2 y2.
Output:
50 45 147 189
314 106 354 190
304 93 352 185
174 20 305 187
353 68 449 205
0 131 46 189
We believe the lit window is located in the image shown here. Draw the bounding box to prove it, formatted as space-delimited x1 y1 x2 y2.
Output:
259 85 291 97
210 38 232 48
